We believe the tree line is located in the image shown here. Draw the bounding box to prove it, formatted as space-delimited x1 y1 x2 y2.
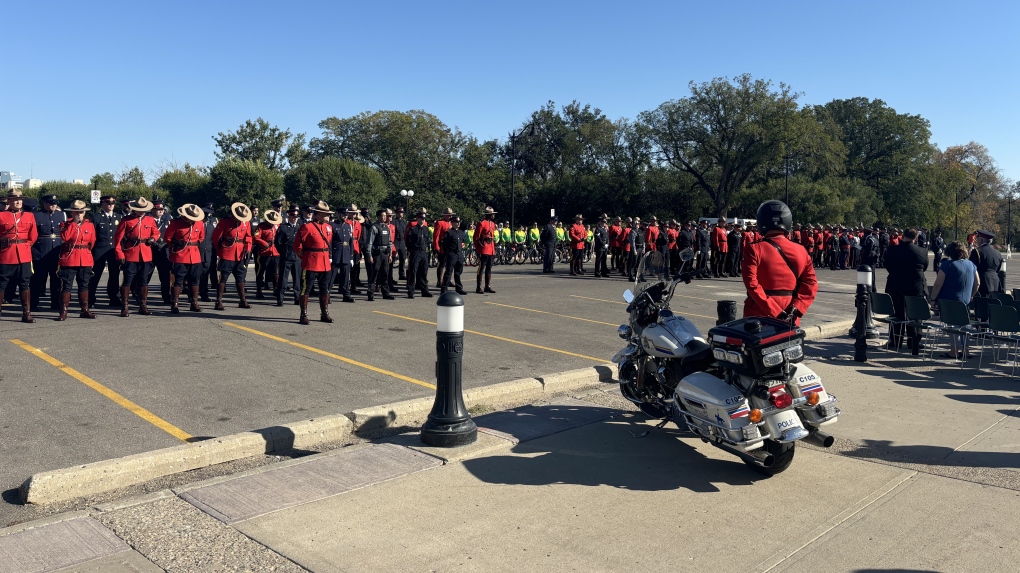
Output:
27 74 1019 246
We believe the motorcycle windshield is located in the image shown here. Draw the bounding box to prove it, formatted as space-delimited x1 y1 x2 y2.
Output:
634 250 667 295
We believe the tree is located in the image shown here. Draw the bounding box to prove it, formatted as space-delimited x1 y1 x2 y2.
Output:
213 118 302 171
207 159 284 215
153 164 211 209
639 74 800 217
283 157 389 211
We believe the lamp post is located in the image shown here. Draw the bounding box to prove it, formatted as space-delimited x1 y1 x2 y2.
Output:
421 292 477 447
509 123 536 236
784 153 790 207
400 189 414 213
854 265 873 362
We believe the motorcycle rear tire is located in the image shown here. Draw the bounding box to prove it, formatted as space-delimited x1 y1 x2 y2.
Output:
745 440 795 476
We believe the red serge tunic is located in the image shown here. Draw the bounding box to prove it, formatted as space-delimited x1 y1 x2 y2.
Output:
165 219 206 265
740 233 818 326
255 223 279 257
474 220 496 256
294 220 332 272
433 219 451 253
212 219 253 262
712 226 728 253
0 210 38 264
114 214 160 263
58 219 95 267
570 224 587 250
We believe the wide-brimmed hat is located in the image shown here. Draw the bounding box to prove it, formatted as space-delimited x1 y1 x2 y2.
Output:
65 200 89 212
129 197 153 212
483 206 497 215
177 203 205 222
574 214 584 220
310 200 334 214
443 207 454 215
344 203 359 214
416 207 428 217
230 202 253 221
263 210 282 225
5 189 25 199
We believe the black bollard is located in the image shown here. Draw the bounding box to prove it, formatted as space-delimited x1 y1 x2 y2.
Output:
854 265 871 362
421 292 478 447
716 300 737 326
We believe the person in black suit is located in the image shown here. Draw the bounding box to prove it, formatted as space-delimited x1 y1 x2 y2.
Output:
969 230 1003 296
883 227 929 349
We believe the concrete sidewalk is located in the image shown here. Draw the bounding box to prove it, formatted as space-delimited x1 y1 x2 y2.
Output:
2 339 1019 572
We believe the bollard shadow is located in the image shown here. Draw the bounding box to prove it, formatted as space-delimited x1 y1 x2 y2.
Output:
250 426 319 457
854 569 941 573
840 438 1020 470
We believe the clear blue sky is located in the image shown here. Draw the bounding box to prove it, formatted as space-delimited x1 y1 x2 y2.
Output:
3 0 1017 185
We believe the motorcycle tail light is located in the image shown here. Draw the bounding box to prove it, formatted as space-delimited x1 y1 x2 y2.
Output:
806 392 820 405
783 345 803 361
762 351 783 367
748 409 763 423
713 348 727 361
769 390 793 409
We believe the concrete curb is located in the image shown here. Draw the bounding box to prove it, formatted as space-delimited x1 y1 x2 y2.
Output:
802 319 856 341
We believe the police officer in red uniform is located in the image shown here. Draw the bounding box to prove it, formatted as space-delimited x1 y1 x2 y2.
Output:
114 197 162 317
165 203 206 314
294 201 334 324
741 200 818 326
56 200 97 320
0 190 39 322
474 206 498 294
254 210 281 299
211 203 254 311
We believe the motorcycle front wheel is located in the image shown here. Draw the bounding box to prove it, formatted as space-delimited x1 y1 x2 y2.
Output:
745 440 795 476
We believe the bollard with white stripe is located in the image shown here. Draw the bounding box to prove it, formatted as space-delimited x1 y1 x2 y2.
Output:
421 291 478 447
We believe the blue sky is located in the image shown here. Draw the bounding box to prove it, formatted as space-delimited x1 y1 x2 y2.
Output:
3 0 1017 185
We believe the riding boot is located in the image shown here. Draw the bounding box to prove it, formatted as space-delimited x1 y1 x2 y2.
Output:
139 286 152 315
299 295 310 325
189 286 202 312
119 286 131 317
484 273 495 294
78 291 96 318
237 282 252 308
407 281 415 299
170 286 181 314
214 282 226 311
476 276 484 294
319 294 333 323
20 290 35 323
57 291 71 321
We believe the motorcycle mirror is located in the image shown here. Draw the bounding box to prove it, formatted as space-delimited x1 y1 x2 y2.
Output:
680 248 695 262
623 289 634 303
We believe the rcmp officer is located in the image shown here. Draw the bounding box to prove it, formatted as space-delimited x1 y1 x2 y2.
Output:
0 189 39 322
56 200 97 320
474 206 498 293
255 210 282 299
331 204 358 304
88 194 123 308
274 206 302 306
433 207 454 288
165 203 206 314
970 230 1004 296
149 199 173 304
405 208 433 298
30 194 66 311
211 203 254 310
569 214 587 275
364 208 396 301
440 215 468 295
293 201 335 324
741 201 818 326
113 197 161 317
198 203 218 302
392 207 408 281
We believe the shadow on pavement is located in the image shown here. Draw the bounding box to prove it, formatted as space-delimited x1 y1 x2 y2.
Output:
840 438 1019 469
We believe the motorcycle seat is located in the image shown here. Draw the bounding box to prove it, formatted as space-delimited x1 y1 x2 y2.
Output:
681 339 714 368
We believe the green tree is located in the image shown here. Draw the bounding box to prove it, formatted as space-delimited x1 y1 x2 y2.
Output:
37 180 92 204
153 164 211 209
207 159 284 215
213 118 303 171
283 157 388 211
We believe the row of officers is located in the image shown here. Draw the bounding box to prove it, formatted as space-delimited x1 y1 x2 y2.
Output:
0 189 493 325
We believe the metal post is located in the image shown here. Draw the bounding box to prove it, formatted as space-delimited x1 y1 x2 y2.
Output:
421 292 477 447
784 154 790 207
510 134 516 240
716 300 737 325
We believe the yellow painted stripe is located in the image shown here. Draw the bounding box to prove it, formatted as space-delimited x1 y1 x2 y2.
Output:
568 294 717 320
10 340 193 442
223 322 436 390
483 302 618 326
372 311 607 363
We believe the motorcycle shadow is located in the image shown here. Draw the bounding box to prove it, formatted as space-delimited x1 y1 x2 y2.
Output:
465 412 767 493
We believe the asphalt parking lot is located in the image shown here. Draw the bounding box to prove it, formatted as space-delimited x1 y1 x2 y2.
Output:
1 256 1015 523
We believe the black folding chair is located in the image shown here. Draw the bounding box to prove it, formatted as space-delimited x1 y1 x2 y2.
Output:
871 292 908 352
904 295 941 359
937 299 981 366
983 304 1020 377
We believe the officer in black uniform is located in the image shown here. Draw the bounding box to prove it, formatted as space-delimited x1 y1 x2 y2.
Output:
364 208 395 301
88 195 123 307
970 230 1004 296
330 204 358 303
878 227 890 268
30 194 67 311
726 223 742 277
148 199 173 304
695 221 711 278
930 230 945 272
393 207 408 281
198 203 218 302
405 208 432 298
627 218 645 281
440 216 468 294
593 215 610 278
274 206 302 306
541 216 558 273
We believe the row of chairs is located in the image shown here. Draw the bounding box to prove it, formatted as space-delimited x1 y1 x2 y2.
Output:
871 292 1020 376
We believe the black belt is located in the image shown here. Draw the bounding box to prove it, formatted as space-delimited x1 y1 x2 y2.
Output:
765 290 794 296
72 245 90 250
306 248 328 252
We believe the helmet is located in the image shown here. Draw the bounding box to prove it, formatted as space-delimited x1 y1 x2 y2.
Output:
756 200 792 233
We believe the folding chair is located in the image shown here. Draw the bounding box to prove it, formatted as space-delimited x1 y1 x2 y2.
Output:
972 297 1000 330
937 299 981 366
1012 288 1020 302
904 295 941 359
991 292 1015 305
983 304 1020 377
871 292 908 351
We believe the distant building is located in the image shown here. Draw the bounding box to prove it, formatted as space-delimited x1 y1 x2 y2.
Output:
0 171 23 189
23 178 42 189
72 179 85 185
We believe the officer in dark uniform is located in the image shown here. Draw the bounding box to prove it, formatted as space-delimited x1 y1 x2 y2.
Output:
726 223 742 277
198 203 218 302
440 216 468 294
274 206 302 306
695 221 711 278
878 227 890 268
353 207 372 289
88 194 123 307
330 204 358 304
405 208 432 298
393 207 408 281
31 194 67 311
593 215 610 278
930 230 945 272
627 218 645 281
364 209 395 301
148 199 173 304
541 216 558 273
970 230 1003 296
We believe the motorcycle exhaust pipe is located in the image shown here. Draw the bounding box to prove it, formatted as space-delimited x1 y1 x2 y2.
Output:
803 430 835 448
713 442 774 468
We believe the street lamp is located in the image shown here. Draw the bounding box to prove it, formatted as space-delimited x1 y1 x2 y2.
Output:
400 189 414 213
509 122 536 235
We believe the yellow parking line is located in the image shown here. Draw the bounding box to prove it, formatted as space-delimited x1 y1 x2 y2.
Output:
568 295 717 320
483 302 618 326
372 311 607 363
10 340 193 442
223 322 436 390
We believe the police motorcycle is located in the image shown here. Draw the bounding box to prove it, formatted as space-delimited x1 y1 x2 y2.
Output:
612 249 840 475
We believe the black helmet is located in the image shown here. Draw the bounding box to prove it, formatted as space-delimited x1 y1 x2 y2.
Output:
756 200 792 233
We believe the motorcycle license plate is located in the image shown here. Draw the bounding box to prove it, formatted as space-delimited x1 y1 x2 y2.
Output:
766 410 803 438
